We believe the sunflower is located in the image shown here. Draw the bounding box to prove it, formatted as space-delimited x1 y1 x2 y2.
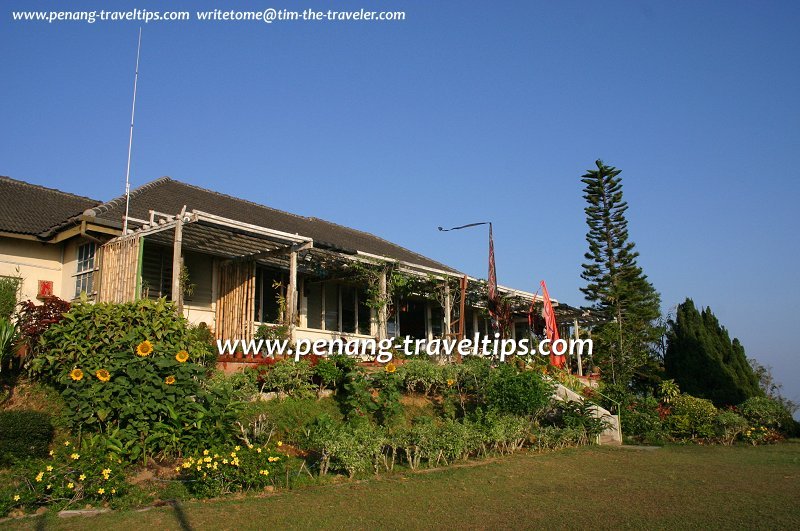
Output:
136 340 154 357
69 368 84 381
385 363 396 373
165 375 176 385
95 369 111 382
175 350 189 363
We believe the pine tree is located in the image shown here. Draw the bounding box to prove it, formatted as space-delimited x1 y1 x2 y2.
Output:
580 160 661 385
665 298 761 406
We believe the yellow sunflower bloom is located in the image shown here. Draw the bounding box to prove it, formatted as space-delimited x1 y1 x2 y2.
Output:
385 363 396 373
175 350 189 363
165 375 176 385
70 368 84 381
136 340 154 357
96 369 111 382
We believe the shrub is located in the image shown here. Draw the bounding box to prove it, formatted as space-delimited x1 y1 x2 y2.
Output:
0 275 21 321
397 359 445 396
238 396 343 444
738 397 794 433
15 297 71 361
622 396 665 441
714 410 749 445
0 411 53 465
556 400 610 444
305 415 384 477
176 442 286 498
666 394 717 439
0 318 18 373
31 299 238 461
484 364 553 418
2 437 128 512
258 359 315 398
187 322 217 367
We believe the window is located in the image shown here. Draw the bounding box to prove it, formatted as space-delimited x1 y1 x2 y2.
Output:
74 242 96 298
304 280 372 334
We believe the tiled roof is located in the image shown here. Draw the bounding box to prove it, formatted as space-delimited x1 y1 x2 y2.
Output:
0 176 100 238
87 177 459 273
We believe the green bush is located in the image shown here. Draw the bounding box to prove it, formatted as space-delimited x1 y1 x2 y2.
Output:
259 360 315 398
0 410 53 465
622 396 665 441
31 299 239 461
238 396 344 444
176 442 286 498
667 394 717 439
0 276 21 321
2 437 128 512
397 359 445 396
714 410 750 445
484 364 553 418
187 322 217 367
738 397 794 433
0 318 18 372
305 415 384 477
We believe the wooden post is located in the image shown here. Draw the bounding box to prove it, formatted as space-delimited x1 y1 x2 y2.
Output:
443 281 451 337
287 247 298 334
378 268 388 341
574 317 583 376
171 207 186 313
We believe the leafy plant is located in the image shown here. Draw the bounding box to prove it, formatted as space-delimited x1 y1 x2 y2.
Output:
16 297 71 360
176 443 286 497
484 364 553 418
30 298 239 461
738 397 794 433
0 274 21 321
714 410 749 446
666 394 718 439
0 318 18 372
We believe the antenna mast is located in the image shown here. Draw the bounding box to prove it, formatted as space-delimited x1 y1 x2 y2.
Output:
122 27 142 235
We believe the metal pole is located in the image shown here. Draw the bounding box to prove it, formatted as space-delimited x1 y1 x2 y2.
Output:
123 27 142 235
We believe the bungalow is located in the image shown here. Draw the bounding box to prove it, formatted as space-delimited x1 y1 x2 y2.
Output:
0 175 596 365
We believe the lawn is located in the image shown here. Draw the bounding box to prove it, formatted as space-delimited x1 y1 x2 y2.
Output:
3 442 799 530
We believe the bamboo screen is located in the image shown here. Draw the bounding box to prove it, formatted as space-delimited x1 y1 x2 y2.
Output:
215 260 256 341
96 235 141 303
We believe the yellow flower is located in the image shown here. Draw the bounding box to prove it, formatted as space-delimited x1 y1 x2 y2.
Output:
95 369 111 382
46 465 53 471
49 450 54 456
385 363 396 373
46 484 51 490
256 448 262 453
247 444 254 449
204 456 211 463
79 474 86 481
64 441 71 446
222 458 228 464
13 495 20 501
71 453 80 460
447 378 455 387
165 375 176 385
234 446 241 451
97 488 105 495
67 482 74 489
136 340 153 357
111 488 116 494
230 452 237 458
102 468 111 475
70 368 84 381
277 441 283 447
196 465 202 471
175 350 190 363
35 472 44 482
203 449 210 456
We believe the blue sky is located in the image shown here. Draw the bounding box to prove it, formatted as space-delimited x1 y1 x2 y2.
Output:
2 1 799 403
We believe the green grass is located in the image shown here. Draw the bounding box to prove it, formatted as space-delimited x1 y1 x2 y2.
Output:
4 442 800 530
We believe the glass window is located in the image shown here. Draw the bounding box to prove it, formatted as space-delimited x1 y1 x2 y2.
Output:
74 242 96 298
357 289 371 335
324 282 339 331
305 281 322 329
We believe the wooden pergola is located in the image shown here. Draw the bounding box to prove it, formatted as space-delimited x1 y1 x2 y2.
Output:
96 208 312 341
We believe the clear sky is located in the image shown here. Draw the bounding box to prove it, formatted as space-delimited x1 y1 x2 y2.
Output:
2 1 798 403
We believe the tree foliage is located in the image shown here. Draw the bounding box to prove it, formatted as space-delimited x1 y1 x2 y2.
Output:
580 160 661 385
664 298 761 406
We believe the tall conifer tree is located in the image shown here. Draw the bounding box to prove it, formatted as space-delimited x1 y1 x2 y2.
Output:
580 160 661 384
665 298 761 406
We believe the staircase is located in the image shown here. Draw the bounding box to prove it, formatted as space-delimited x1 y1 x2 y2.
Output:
551 382 622 446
